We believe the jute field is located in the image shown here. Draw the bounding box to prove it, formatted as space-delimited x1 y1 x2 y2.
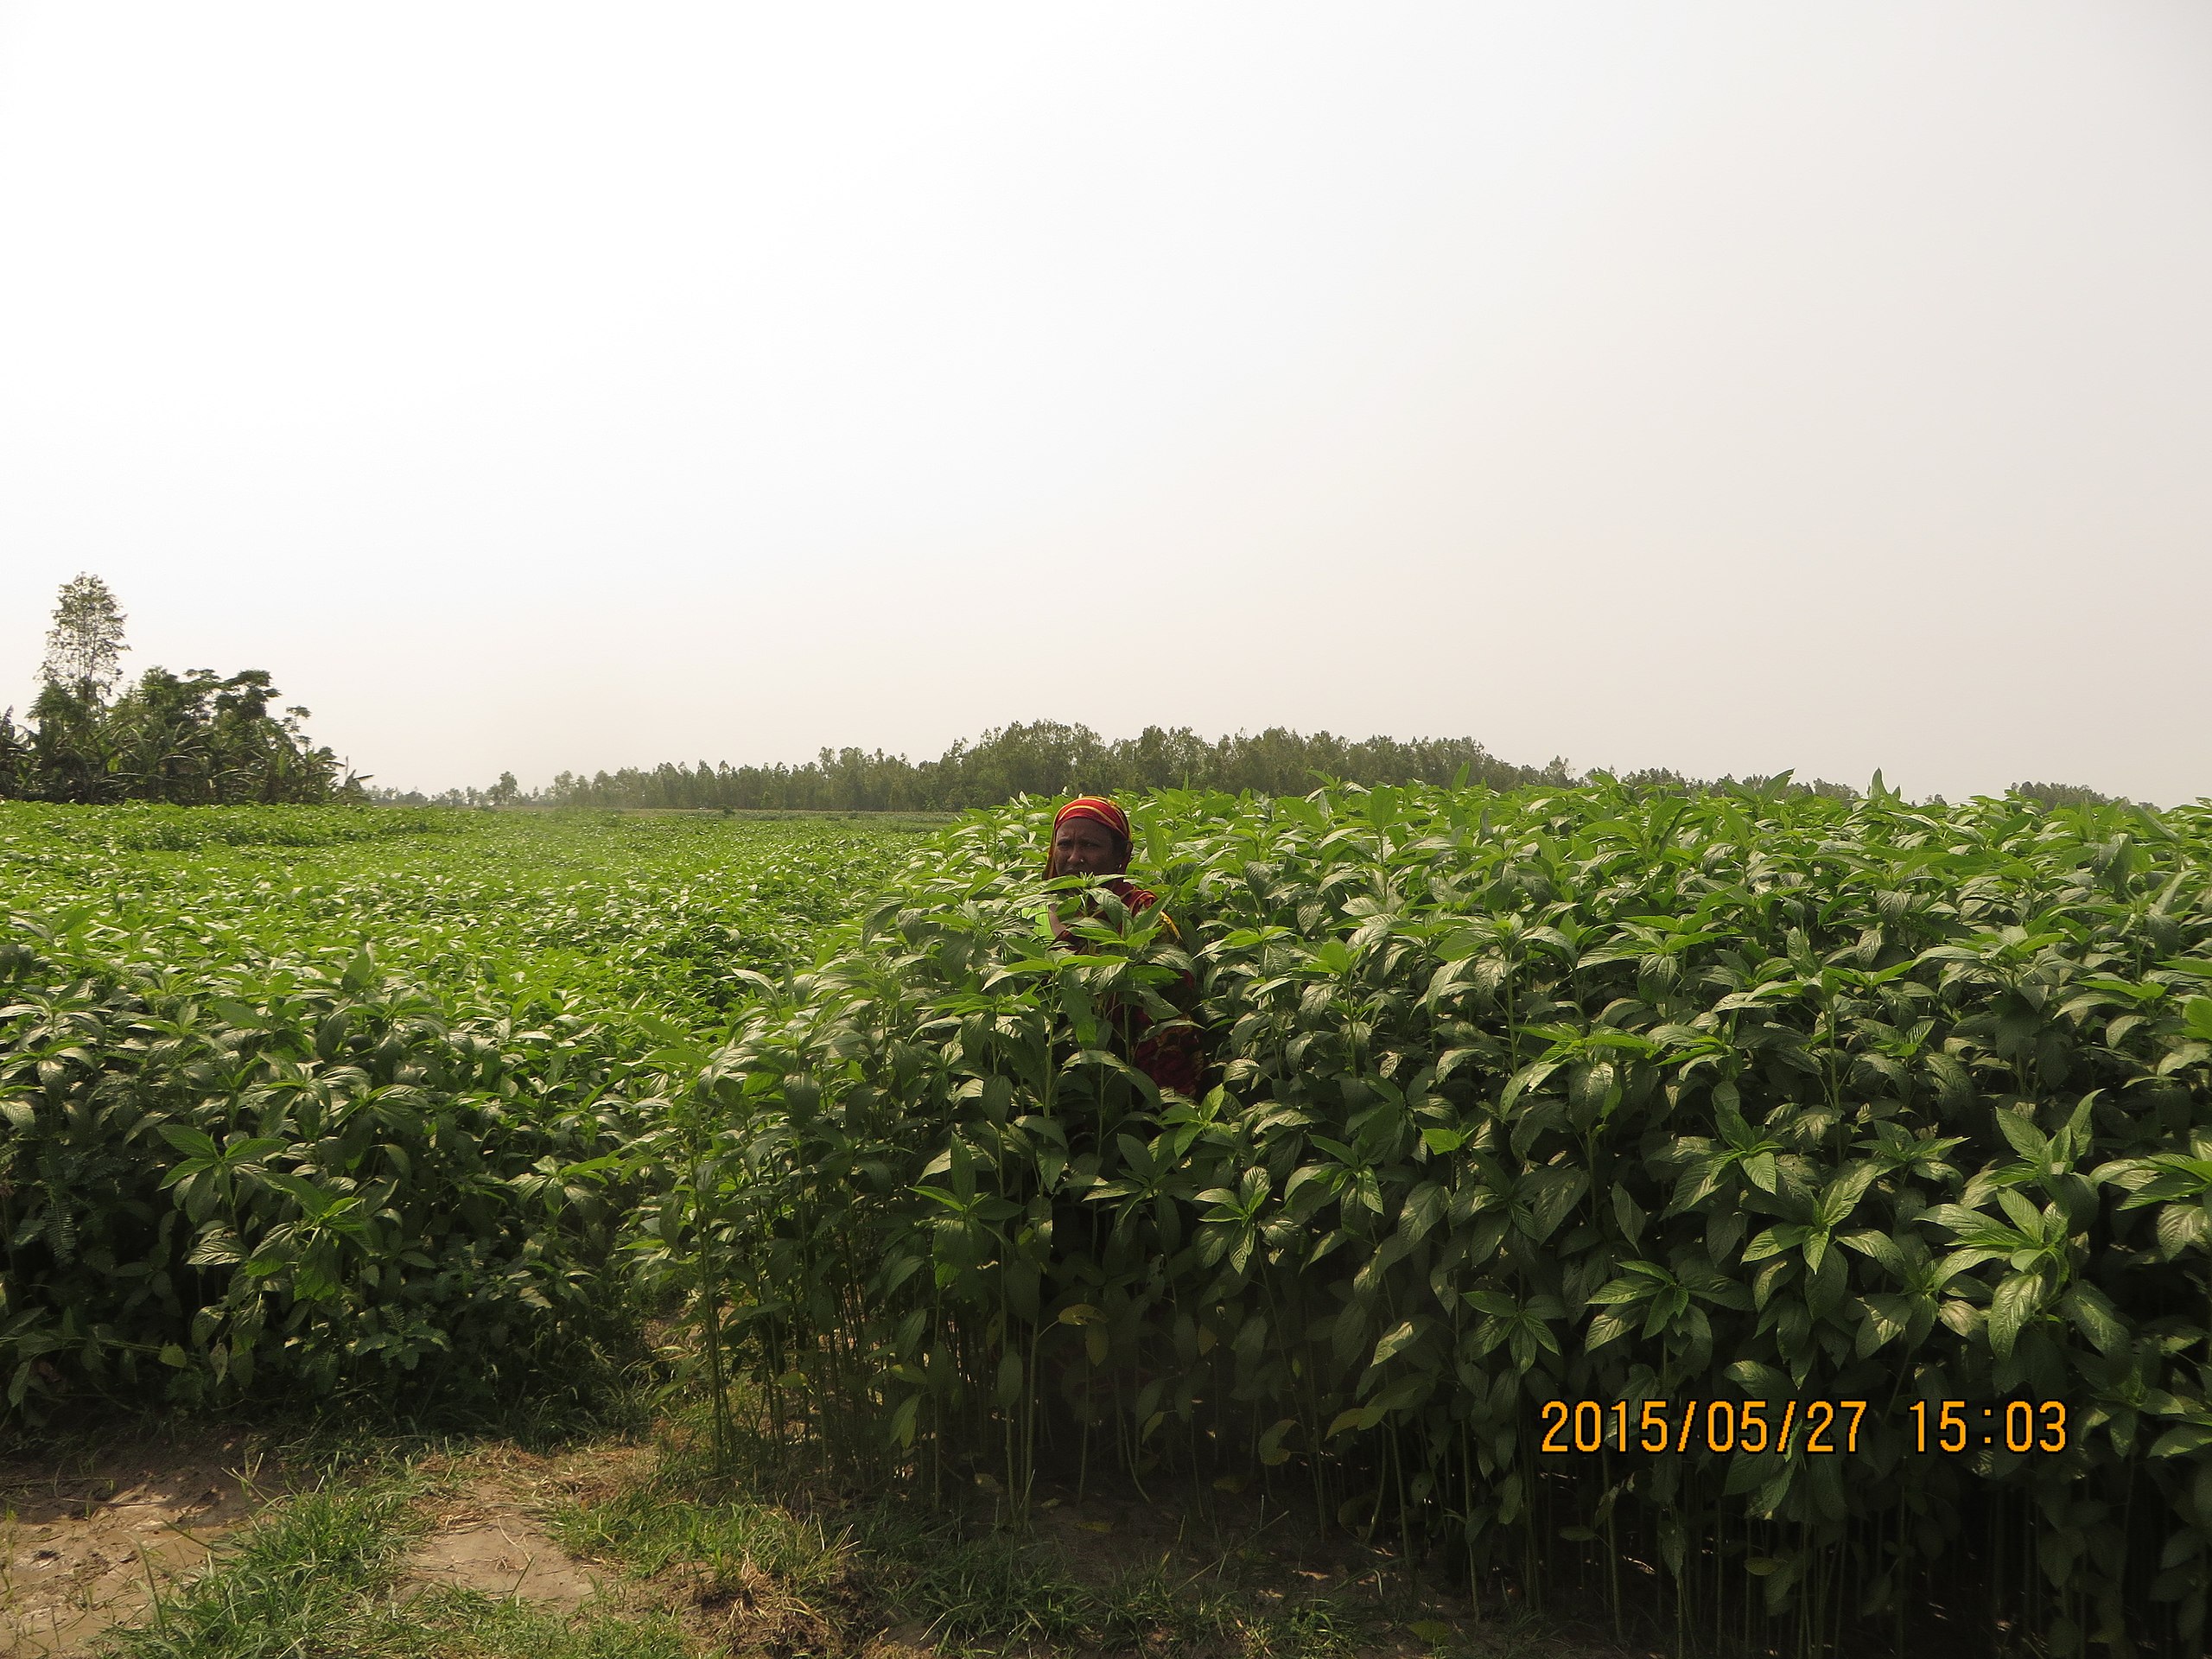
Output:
4 786 2209 1657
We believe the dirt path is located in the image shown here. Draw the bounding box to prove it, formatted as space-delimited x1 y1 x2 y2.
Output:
1 1433 1611 1659
398 1449 611 1611
0 1433 286 1658
0 1438 635 1655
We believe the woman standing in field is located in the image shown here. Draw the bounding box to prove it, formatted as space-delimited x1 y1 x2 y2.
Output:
1045 796 1203 1097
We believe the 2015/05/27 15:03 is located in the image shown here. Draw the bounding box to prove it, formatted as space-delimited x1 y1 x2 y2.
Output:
1538 1398 2071 1455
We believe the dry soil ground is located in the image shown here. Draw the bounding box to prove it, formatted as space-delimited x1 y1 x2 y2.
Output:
0 1431 289 1657
0 1432 1624 1659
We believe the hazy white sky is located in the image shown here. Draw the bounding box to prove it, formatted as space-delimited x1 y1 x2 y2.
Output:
2 4 2207 801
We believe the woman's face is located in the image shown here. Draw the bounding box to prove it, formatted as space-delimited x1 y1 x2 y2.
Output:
1049 815 1128 878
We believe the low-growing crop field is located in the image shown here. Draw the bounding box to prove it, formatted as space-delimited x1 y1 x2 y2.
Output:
0 805 930 1421
5 787 2211 1657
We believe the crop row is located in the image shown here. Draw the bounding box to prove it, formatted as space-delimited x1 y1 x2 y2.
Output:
0 810 915 1417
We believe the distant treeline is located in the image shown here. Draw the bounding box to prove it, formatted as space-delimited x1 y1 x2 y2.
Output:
0 575 2134 816
374 721 2135 816
374 721 1932 813
367 723 1563 812
1 575 359 805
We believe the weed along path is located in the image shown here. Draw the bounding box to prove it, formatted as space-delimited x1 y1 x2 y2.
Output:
537 1428 1591 1659
0 1425 1625 1656
0 1432 291 1657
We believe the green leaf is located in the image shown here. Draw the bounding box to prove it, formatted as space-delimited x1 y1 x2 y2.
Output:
1722 1359 1790 1396
1584 1307 1635 1351
1372 1319 1421 1367
2149 1421 2212 1458
1992 1107 2051 1166
1987 1271 2044 1359
2060 1285 2127 1355
157 1124 220 1160
1398 1182 1448 1244
1611 1184 1647 1246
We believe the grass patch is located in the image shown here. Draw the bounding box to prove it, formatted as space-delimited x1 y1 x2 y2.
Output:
371 1587 694 1659
103 1470 425 1658
79 1426 1577 1658
95 1450 693 1659
553 1434 1484 1657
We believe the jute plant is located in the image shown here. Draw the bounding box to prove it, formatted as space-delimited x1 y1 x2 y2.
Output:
664 781 2212 1656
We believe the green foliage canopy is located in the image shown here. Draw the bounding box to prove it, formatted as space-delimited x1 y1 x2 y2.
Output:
652 781 2212 1653
0 808 918 1421
2 576 358 804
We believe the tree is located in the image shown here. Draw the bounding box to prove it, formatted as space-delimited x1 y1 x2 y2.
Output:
40 574 129 704
0 708 34 799
2013 779 2117 810
28 678 121 803
3 575 359 804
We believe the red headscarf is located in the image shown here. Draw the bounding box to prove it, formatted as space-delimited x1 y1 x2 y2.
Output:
1052 796 1130 845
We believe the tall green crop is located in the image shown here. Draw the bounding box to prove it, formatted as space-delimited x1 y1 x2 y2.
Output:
675 783 2212 1656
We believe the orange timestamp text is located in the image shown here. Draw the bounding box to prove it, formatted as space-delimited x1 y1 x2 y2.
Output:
1536 1398 2071 1456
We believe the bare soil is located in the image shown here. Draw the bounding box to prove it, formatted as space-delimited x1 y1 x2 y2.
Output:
401 1487 602 1610
0 1430 289 1658
398 1444 624 1611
